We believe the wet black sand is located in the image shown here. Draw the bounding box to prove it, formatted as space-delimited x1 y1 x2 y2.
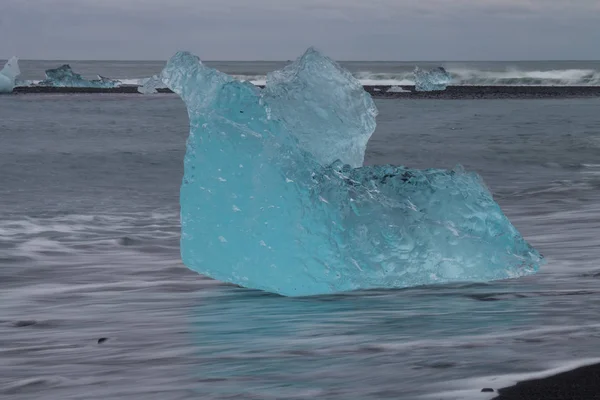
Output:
10 85 600 99
492 362 600 400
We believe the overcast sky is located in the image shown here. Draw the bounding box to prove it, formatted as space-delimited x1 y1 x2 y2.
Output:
2 0 599 60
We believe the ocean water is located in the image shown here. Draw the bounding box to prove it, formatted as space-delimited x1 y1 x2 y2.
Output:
1 71 600 398
11 59 600 86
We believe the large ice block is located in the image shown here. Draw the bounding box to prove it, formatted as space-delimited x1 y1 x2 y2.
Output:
0 57 20 93
39 64 120 88
414 66 452 91
163 49 543 297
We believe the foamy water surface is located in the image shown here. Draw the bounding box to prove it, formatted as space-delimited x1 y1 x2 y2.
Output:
1 94 599 399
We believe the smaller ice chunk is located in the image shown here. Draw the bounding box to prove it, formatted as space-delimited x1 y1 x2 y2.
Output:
96 75 121 87
39 65 83 86
1 57 20 81
39 65 120 88
0 75 12 93
387 86 410 93
414 66 452 91
14 79 34 87
0 57 20 93
137 75 166 94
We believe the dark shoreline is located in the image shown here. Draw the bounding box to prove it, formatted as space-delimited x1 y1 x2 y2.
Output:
492 362 600 400
10 85 600 99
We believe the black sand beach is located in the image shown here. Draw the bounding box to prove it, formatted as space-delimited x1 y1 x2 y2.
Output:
10 85 600 99
492 362 600 400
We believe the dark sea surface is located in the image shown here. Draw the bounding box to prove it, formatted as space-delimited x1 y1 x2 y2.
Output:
1 89 600 399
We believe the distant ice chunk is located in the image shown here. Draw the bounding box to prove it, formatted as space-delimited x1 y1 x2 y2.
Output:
39 64 120 88
1 57 20 81
414 66 452 91
387 86 410 93
0 57 20 93
96 75 120 87
0 75 13 93
14 79 36 87
162 49 543 297
137 75 166 94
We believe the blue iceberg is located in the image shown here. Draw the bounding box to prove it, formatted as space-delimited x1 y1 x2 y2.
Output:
163 48 543 297
0 57 20 93
39 64 120 88
414 66 452 91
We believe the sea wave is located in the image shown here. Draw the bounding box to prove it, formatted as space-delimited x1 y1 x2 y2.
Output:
450 68 600 86
0 212 180 262
354 68 600 86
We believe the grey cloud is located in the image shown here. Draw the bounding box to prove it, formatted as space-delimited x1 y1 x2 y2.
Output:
1 0 598 60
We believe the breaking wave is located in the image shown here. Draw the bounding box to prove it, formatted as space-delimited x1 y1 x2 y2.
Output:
354 68 600 86
364 68 600 86
449 68 600 86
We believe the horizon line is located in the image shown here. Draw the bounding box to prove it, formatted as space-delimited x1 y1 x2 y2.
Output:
5 58 600 63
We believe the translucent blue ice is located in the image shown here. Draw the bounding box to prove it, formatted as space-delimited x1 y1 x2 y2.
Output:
163 49 543 297
0 57 20 93
414 66 452 91
39 64 120 88
262 48 377 168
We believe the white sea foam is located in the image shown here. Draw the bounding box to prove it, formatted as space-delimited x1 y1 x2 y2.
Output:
119 78 146 85
581 163 600 175
450 68 600 86
387 86 410 93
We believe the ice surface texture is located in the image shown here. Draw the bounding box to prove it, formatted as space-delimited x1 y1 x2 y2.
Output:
262 48 377 167
163 48 543 297
39 65 120 88
0 57 20 93
414 66 452 91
